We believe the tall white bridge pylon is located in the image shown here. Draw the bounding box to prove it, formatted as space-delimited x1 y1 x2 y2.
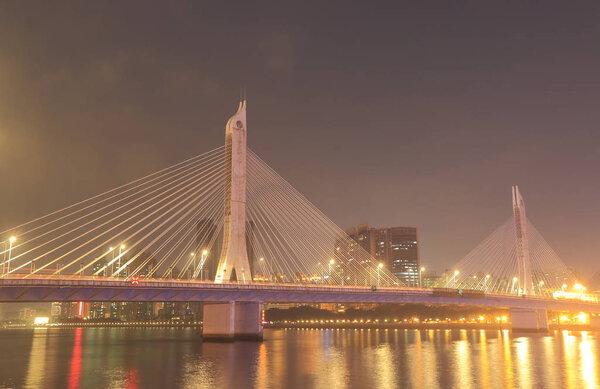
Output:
214 99 251 284
512 185 531 295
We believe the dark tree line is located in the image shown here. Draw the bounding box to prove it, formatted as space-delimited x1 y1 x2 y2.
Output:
265 304 508 321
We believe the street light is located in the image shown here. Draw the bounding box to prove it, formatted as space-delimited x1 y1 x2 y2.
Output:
377 263 383 286
199 250 209 280
483 274 491 291
0 241 5 274
7 236 16 273
574 283 586 296
190 253 196 279
452 270 460 287
117 244 126 277
538 280 545 295
329 259 335 282
419 266 425 288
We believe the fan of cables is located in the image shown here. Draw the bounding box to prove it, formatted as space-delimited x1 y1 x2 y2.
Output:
0 146 403 287
434 217 575 296
0 146 227 280
246 150 402 287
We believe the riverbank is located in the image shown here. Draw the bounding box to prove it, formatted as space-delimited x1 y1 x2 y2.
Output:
2 321 201 329
265 322 597 331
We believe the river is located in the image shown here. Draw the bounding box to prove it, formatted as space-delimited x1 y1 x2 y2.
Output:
0 328 598 388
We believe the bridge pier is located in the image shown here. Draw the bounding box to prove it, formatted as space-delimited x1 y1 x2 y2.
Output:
202 301 263 341
590 314 600 329
510 308 549 332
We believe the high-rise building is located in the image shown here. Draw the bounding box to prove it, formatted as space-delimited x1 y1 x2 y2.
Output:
421 270 441 288
345 223 420 286
18 308 37 323
126 251 157 278
51 302 80 321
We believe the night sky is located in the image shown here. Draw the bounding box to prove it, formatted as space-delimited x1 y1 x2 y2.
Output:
1 2 599 277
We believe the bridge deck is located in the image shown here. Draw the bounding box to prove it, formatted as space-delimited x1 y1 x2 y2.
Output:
0 276 599 312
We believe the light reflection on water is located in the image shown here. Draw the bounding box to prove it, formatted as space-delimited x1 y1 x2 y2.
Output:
0 328 598 389
515 336 532 389
580 332 598 389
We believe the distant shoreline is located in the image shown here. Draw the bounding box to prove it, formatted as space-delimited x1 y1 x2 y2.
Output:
1 322 596 332
265 323 596 331
1 322 201 329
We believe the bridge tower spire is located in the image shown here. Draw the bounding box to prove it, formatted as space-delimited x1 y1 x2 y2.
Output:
215 98 252 283
512 185 531 295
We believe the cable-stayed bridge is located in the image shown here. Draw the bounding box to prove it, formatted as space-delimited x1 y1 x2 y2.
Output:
434 186 583 297
0 100 598 340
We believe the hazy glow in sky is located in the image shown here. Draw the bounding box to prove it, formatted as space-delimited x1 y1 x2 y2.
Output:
0 2 599 278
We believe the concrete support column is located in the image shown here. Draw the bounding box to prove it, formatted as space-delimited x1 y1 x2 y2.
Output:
510 308 549 332
202 301 263 341
203 302 236 341
235 301 264 341
590 314 600 330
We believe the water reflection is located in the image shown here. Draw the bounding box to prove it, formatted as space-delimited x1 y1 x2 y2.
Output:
478 330 490 389
421 330 438 389
454 330 473 389
24 329 47 389
542 335 560 388
563 330 578 389
373 343 397 389
67 328 82 389
515 337 532 389
502 329 515 388
1 328 599 389
580 332 598 389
